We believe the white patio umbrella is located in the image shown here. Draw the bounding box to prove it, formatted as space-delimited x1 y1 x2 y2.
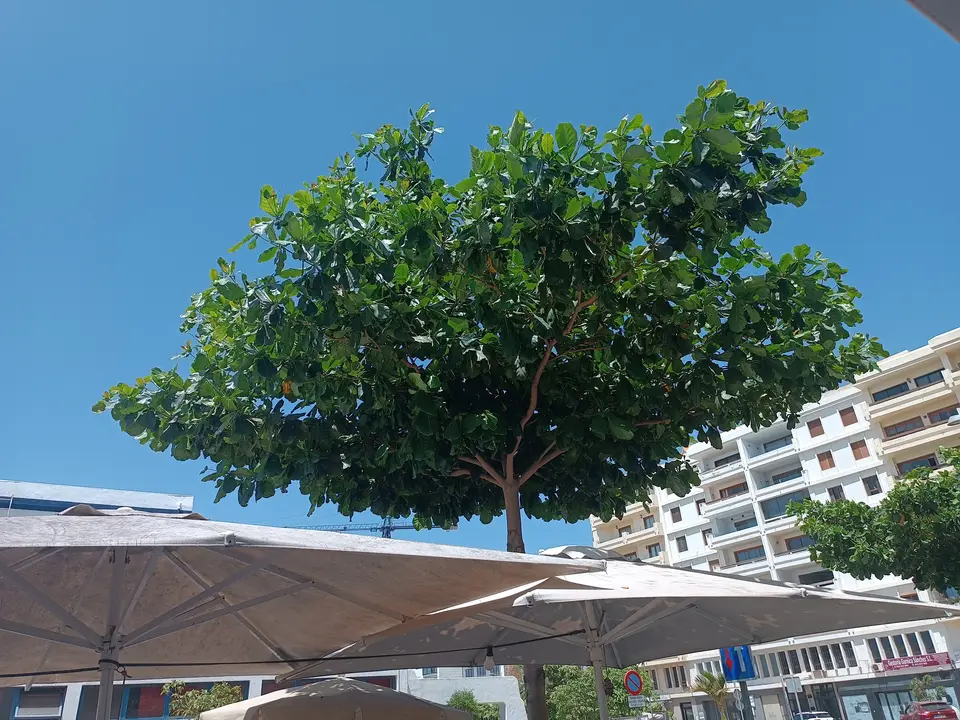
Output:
199 677 469 720
282 547 957 720
0 508 596 720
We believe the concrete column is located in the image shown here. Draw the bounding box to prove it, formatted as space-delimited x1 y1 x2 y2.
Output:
61 683 83 720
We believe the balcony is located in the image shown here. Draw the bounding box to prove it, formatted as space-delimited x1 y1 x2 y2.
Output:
710 524 762 549
702 488 752 516
881 417 960 456
868 379 955 420
754 474 806 501
773 546 813 569
747 442 797 470
718 553 769 575
698 460 745 486
595 522 661 549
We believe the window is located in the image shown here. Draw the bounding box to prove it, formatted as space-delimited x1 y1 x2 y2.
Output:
850 439 870 460
867 638 882 663
734 516 759 531
763 435 792 453
671 507 682 523
819 645 833 670
734 546 765 564
898 455 939 475
862 475 882 496
785 535 813 552
643 515 655 529
798 569 835 585
818 451 836 470
843 641 857 667
787 650 802 674
647 543 661 558
827 485 845 502
920 630 936 654
760 490 809 520
930 405 960 425
421 667 438 678
907 633 922 655
650 669 659 690
695 499 705 516
801 647 813 672
840 407 858 426
678 667 688 687
15 690 65 720
880 636 894 659
618 525 632 537
830 644 845 669
915 369 944 388
676 536 688 553
720 482 748 499
124 687 166 720
777 652 790 676
709 559 720 572
714 453 741 468
622 552 638 561
873 382 910 402
665 668 674 689
894 635 908 657
702 528 713 545
884 417 924 438
807 418 825 437
809 646 823 671
770 467 802 485
759 655 770 678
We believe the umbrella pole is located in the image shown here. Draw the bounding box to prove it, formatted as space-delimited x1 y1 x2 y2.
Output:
583 602 611 720
592 658 611 720
95 652 118 720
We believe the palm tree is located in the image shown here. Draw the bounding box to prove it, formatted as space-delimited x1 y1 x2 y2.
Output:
693 671 730 720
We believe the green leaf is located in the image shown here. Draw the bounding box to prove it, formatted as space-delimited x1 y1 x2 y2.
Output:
220 282 244 302
394 263 410 284
564 196 584 220
608 417 635 441
623 145 652 165
258 247 278 263
256 358 277 377
259 186 281 216
540 133 554 154
508 111 527 148
626 113 645 132
704 79 727 98
556 123 577 154
447 317 469 333
407 373 428 391
703 129 741 155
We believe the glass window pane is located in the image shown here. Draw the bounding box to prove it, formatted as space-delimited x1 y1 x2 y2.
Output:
894 635 908 657
868 638 882 663
843 642 857 666
920 631 936 654
908 633 922 656
16 690 64 719
880 636 895 659
800 648 812 672
759 655 770 678
831 644 845 668
125 686 166 720
788 650 802 674
770 654 781 676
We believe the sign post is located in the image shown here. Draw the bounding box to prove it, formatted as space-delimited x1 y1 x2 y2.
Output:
721 647 756 720
784 677 803 718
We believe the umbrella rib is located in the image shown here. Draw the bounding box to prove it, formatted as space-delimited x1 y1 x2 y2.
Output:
478 611 586 649
600 602 696 646
121 556 268 645
124 580 314 648
690 607 759 644
597 599 665 645
10 548 64 572
0 560 102 646
160 550 303 670
117 548 162 636
0 618 97 649
208 547 408 622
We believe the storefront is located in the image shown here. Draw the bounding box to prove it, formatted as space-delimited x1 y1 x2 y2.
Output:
837 667 960 720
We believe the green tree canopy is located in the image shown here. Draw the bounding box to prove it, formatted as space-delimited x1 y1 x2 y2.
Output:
545 666 664 720
446 689 500 720
162 681 244 720
96 79 882 555
790 447 960 592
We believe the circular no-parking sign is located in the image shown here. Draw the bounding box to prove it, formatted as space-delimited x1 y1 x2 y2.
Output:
624 670 644 696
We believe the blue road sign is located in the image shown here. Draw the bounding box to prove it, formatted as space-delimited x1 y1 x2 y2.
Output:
720 645 756 682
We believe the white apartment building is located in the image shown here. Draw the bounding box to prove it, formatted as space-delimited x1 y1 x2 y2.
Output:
0 479 523 720
591 328 960 720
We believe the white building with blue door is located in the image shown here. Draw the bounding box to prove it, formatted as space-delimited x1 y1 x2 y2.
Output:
0 479 524 720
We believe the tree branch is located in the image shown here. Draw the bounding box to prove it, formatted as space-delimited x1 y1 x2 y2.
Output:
562 291 598 335
518 340 556 434
634 419 672 428
467 455 507 487
518 443 565 487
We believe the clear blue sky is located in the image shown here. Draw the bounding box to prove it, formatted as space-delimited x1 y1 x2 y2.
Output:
0 1 956 552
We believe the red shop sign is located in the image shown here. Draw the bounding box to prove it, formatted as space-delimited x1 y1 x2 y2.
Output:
882 653 952 671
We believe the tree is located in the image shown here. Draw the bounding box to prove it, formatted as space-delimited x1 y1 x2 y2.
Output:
545 665 665 720
162 681 244 720
692 671 729 720
96 80 883 720
790 447 960 592
910 675 946 702
447 689 500 720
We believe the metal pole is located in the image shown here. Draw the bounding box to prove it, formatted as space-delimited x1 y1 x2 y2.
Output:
95 653 117 720
738 681 754 720
593 658 611 720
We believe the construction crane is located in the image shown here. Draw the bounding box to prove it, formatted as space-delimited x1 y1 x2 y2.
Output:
287 517 416 539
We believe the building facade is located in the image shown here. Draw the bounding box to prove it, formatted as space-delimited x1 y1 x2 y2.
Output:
591 328 960 720
0 480 522 720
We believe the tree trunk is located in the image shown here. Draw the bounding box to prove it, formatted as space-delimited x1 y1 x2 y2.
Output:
503 484 548 720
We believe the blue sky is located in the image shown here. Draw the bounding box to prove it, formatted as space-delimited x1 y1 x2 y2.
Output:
0 1 956 553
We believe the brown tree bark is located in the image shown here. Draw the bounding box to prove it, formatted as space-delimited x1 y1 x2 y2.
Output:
503 483 548 720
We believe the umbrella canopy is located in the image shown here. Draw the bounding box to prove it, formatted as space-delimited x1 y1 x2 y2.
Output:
200 677 470 720
0 507 595 719
284 546 957 675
